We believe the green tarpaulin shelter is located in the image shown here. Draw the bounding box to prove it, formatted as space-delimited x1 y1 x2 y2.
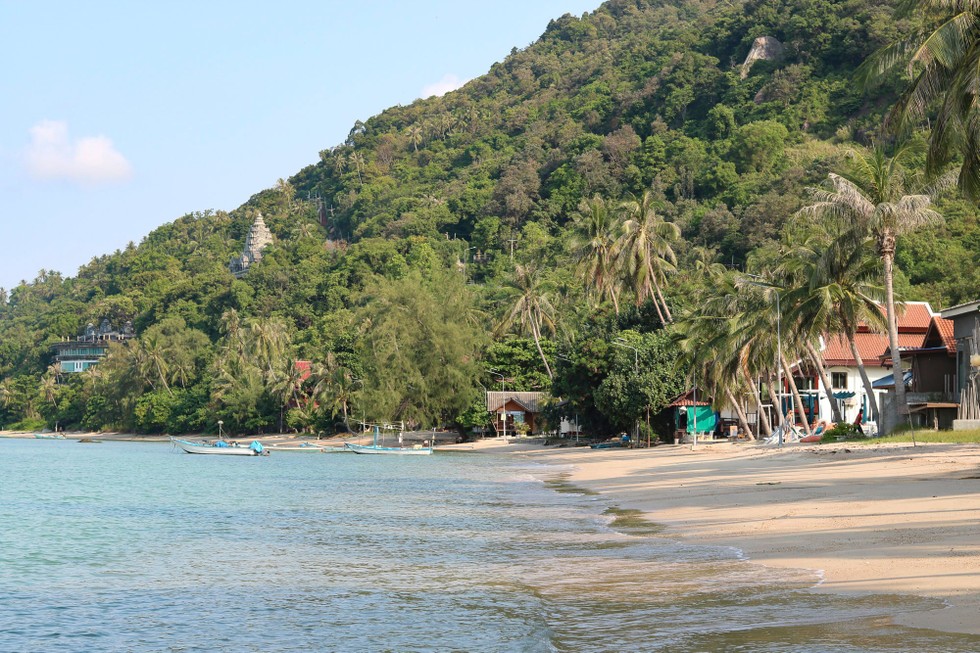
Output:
686 406 716 433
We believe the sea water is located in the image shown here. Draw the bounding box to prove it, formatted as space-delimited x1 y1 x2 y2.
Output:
0 439 977 653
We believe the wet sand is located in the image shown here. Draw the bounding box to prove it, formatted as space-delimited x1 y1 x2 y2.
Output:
498 440 980 635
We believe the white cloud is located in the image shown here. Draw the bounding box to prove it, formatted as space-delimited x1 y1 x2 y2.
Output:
24 120 132 184
420 74 466 99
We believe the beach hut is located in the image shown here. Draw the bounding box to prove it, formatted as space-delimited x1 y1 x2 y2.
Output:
485 391 547 436
667 390 716 444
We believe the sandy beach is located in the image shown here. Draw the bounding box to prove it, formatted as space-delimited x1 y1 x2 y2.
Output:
486 440 980 636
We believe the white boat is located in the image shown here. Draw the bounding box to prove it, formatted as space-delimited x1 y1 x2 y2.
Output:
267 442 334 453
344 424 433 456
170 437 267 456
34 433 66 440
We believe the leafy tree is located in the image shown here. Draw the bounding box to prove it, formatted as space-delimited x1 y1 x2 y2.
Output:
357 269 487 427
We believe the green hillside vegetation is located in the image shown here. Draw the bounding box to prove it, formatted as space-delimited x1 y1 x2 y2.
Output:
2 0 978 437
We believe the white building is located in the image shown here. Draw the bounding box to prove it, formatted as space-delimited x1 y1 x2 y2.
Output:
811 302 935 428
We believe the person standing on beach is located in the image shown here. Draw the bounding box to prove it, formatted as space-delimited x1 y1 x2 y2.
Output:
854 408 864 434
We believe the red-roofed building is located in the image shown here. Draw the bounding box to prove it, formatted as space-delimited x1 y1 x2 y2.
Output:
813 302 935 428
890 316 959 429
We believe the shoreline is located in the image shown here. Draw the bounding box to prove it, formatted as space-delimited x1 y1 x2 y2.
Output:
502 440 980 636
9 432 979 634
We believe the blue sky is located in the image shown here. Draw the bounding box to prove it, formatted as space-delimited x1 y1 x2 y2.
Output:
0 1 601 291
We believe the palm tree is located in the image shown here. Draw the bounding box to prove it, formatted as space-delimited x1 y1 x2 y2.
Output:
568 195 622 314
617 191 680 324
496 264 557 380
406 124 424 152
860 0 980 199
798 145 944 429
138 332 172 395
779 239 846 425
245 318 292 380
783 220 888 423
674 298 759 441
308 354 360 431
348 151 365 183
676 264 770 439
39 364 60 408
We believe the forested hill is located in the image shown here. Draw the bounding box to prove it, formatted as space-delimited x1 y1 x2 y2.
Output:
2 0 978 435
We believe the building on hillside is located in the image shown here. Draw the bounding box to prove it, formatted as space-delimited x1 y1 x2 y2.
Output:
812 301 935 428
486 391 548 436
230 212 274 278
939 300 980 427
52 319 134 374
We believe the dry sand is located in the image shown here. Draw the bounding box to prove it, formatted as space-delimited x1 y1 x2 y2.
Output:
498 440 980 635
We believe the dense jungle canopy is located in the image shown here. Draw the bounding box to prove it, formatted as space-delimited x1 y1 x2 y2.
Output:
2 0 977 437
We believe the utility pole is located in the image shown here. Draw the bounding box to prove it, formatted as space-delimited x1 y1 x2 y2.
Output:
506 238 517 263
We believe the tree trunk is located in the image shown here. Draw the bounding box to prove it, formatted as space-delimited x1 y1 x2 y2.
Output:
883 246 908 430
805 341 842 423
647 261 672 323
741 364 770 438
647 266 674 322
532 322 554 379
641 274 666 324
608 283 620 315
765 371 785 428
725 387 755 441
781 354 813 437
849 335 880 424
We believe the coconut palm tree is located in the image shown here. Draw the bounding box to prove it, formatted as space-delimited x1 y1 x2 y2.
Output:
39 364 60 409
568 195 622 314
860 0 980 199
676 264 769 439
779 238 847 425
496 264 557 380
674 300 759 441
406 124 424 152
798 145 944 429
138 332 172 395
245 318 292 380
308 353 360 431
617 191 680 324
348 151 365 183
783 219 888 423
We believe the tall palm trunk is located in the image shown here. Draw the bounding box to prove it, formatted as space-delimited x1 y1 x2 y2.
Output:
531 321 554 380
781 355 813 437
882 241 908 430
805 341 842 423
849 336 880 424
741 364 771 437
766 371 785 428
725 387 754 440
646 261 672 322
642 276 666 324
608 285 620 314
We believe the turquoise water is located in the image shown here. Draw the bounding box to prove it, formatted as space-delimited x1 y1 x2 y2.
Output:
0 439 978 652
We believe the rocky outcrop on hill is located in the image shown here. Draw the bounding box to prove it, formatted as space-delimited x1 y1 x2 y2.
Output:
741 36 784 79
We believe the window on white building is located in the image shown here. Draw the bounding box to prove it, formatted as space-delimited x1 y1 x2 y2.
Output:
831 372 848 390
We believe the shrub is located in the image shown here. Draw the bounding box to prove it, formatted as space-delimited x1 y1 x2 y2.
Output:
820 422 863 443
